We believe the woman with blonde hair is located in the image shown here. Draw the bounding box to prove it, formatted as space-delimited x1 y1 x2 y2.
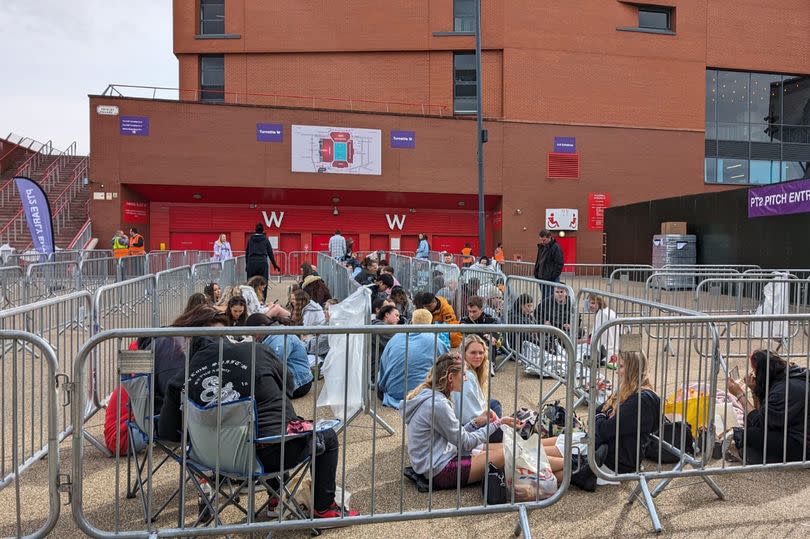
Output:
214 285 240 312
402 353 517 490
578 293 619 363
239 275 290 319
452 335 503 442
212 233 233 261
541 350 659 490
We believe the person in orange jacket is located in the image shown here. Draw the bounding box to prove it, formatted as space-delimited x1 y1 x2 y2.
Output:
413 291 462 348
128 227 146 256
461 243 474 268
493 242 505 263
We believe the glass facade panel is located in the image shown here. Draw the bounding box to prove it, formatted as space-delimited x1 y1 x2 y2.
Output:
200 55 225 102
638 8 670 30
717 158 748 184
454 52 477 114
704 158 716 183
200 0 225 35
706 69 810 184
749 160 781 184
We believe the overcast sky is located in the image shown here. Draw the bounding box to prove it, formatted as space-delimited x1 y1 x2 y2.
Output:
0 1 176 154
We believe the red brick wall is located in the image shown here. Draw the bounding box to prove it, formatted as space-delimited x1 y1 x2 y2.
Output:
89 96 729 262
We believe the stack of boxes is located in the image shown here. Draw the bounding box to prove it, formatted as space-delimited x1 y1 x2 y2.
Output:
652 222 697 288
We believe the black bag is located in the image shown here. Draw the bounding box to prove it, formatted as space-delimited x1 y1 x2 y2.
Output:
482 463 509 504
644 420 695 463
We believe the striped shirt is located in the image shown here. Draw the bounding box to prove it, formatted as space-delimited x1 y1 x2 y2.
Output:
328 234 347 258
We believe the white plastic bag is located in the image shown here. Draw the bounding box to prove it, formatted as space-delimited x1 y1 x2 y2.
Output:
751 275 789 339
501 425 558 501
317 286 371 418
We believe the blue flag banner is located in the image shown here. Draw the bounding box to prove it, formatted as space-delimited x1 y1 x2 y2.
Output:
14 176 55 256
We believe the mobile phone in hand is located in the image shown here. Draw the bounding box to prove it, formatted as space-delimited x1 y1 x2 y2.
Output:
730 366 740 380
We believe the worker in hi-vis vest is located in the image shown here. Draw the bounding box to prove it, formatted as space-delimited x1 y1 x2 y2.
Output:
112 230 129 258
128 227 146 256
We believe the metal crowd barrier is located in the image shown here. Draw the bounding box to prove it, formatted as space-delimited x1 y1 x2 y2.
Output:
70 323 573 538
25 261 81 304
120 255 148 281
317 252 355 301
608 267 738 299
288 251 318 277
0 330 61 539
0 266 24 308
146 251 170 274
155 267 192 326
79 257 120 294
190 261 223 294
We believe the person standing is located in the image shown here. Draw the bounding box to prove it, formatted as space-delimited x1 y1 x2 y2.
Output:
112 230 129 259
415 233 430 259
533 229 564 302
128 227 146 256
493 242 505 263
245 223 280 281
461 242 475 267
328 230 347 259
212 233 233 262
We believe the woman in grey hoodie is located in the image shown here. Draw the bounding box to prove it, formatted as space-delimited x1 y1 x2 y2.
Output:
401 353 517 489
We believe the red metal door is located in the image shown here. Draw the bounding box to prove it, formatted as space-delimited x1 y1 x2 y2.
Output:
432 235 479 256
556 236 577 272
370 234 388 251
170 232 217 251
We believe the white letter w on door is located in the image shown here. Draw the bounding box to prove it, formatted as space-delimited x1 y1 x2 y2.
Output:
385 214 406 230
262 211 285 228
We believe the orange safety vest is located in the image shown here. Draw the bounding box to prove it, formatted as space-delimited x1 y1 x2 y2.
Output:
461 247 474 265
493 247 505 263
128 233 145 256
112 236 128 258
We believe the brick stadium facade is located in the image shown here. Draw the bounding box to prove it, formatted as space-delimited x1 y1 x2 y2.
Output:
88 0 810 262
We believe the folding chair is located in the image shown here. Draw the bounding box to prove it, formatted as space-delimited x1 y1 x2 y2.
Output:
119 350 183 523
183 397 334 530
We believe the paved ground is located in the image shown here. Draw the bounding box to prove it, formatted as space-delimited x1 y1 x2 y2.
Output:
2 278 810 537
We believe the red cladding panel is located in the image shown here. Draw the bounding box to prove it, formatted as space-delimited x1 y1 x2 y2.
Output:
547 153 580 179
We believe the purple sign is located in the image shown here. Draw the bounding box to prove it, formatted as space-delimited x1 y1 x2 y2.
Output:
749 178 810 218
257 123 283 142
14 177 54 255
390 130 416 149
120 116 150 136
553 136 576 153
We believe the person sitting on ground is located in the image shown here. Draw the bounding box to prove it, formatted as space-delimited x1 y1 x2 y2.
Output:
240 276 291 319
372 296 395 318
540 351 659 490
185 292 210 312
380 265 400 287
246 313 314 399
402 353 518 490
290 289 326 334
390 285 413 324
536 284 582 352
435 278 461 317
203 282 221 304
306 299 339 371
452 335 504 443
354 256 379 285
299 262 319 286
370 304 401 377
378 309 449 408
413 291 462 348
578 293 619 363
507 293 542 351
461 277 481 303
225 295 248 326
459 295 501 347
214 285 241 313
727 350 810 464
473 256 495 272
371 273 395 304
302 274 332 307
158 320 359 519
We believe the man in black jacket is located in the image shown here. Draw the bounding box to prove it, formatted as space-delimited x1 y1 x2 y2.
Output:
533 229 564 302
459 295 501 347
245 223 281 281
159 336 354 518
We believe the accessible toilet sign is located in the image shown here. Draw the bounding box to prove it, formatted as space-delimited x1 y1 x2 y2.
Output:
748 178 810 218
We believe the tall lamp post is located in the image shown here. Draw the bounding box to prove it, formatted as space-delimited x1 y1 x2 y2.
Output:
474 0 486 256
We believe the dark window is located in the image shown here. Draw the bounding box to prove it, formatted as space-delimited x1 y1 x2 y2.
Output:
453 52 477 114
454 0 476 32
200 0 225 35
705 68 810 184
638 6 672 31
200 55 225 102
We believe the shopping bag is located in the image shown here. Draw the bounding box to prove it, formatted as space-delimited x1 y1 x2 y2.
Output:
663 387 711 438
501 425 558 501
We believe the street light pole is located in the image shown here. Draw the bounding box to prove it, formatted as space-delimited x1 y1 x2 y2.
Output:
474 0 486 256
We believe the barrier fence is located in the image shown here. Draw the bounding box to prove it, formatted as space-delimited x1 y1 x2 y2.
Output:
68 323 574 538
2 258 810 537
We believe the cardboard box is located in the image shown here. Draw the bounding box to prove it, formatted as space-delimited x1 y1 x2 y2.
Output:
661 221 687 235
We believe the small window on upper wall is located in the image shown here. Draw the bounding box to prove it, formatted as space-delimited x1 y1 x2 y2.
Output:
638 6 672 31
200 0 225 35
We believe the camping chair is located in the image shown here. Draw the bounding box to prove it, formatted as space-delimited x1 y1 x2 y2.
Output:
119 350 183 523
183 396 335 530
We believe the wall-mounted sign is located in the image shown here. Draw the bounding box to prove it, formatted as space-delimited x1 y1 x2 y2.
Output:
123 201 148 223
748 178 810 218
261 210 285 228
120 116 149 136
96 105 119 116
256 123 283 142
291 125 382 175
553 137 576 154
545 208 578 230
385 214 406 230
390 130 415 149
588 192 610 230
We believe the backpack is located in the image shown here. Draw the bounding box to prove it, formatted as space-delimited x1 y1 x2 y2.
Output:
643 419 695 463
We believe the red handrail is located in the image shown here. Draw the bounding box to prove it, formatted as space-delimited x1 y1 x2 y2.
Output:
103 84 451 116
